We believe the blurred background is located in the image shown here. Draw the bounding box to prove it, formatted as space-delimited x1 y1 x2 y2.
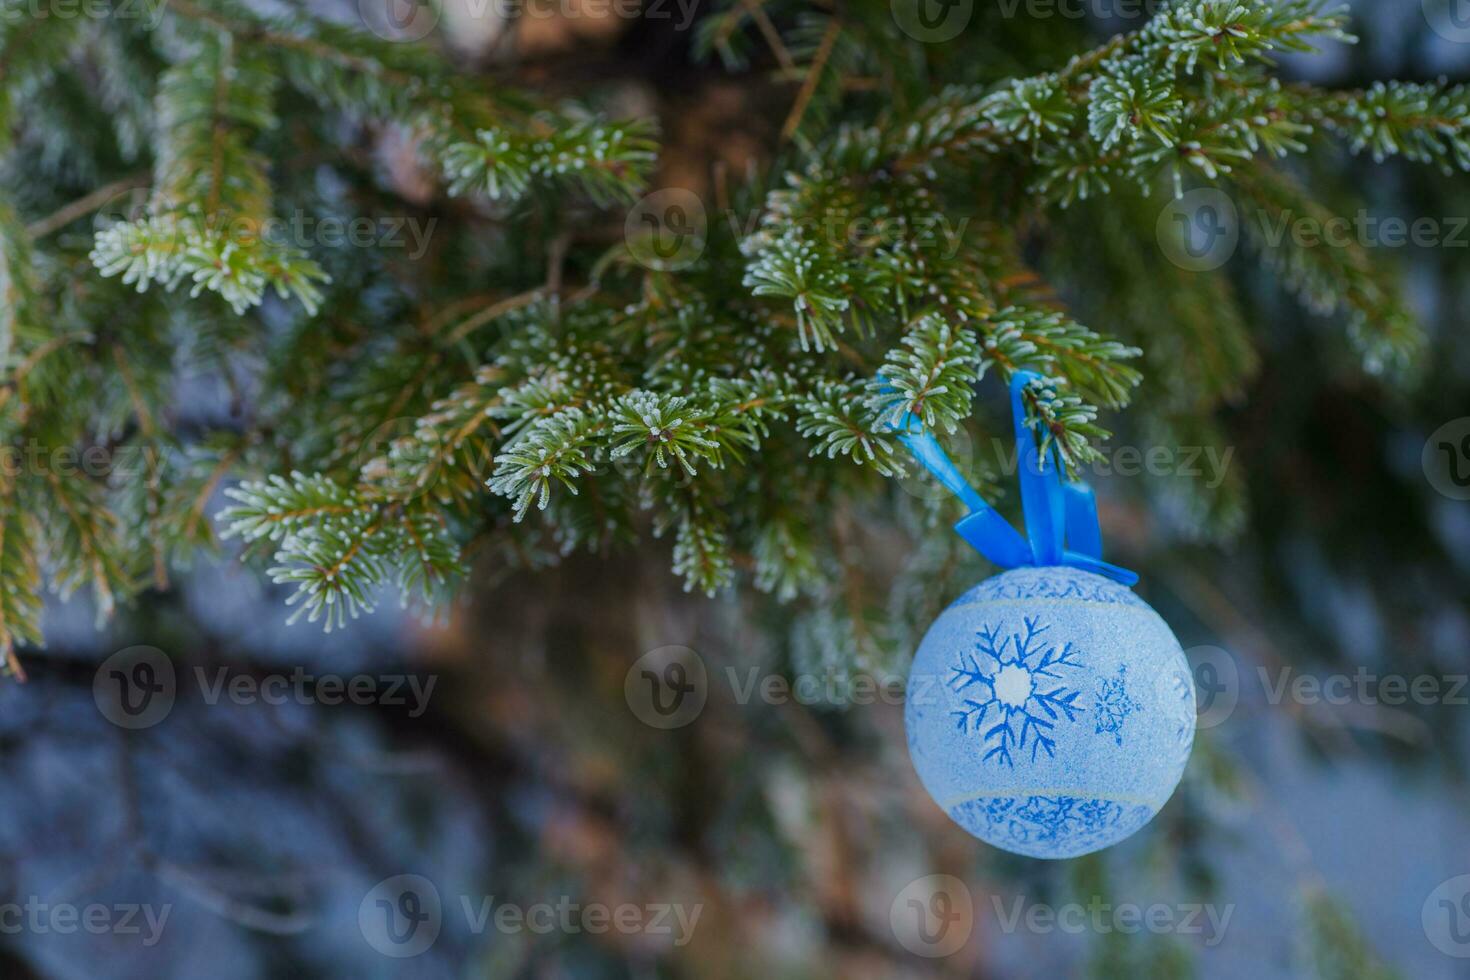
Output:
4 0 1470 977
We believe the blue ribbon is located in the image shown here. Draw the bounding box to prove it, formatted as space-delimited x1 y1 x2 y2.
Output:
888 370 1138 586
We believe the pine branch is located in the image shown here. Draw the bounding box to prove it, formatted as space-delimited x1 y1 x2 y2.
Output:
0 11 81 152
171 0 657 208
743 220 857 353
1299 887 1402 980
89 33 329 314
867 314 979 435
1019 374 1113 469
39 467 134 624
487 409 602 521
440 116 658 206
219 472 464 630
978 305 1143 411
1145 0 1351 74
361 368 504 509
221 471 374 544
0 0 1457 639
1230 163 1422 377
1306 80 1470 174
752 510 822 602
0 196 35 366
608 389 763 476
0 475 43 674
795 379 904 477
672 504 736 596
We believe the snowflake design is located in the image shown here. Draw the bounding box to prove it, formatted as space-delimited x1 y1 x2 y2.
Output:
952 794 1155 856
1163 668 1196 753
1092 665 1138 746
949 616 1085 768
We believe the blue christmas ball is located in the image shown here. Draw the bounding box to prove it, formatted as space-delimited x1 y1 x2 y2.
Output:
905 565 1196 859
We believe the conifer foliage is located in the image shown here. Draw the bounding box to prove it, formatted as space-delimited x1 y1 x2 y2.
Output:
1 0 1466 662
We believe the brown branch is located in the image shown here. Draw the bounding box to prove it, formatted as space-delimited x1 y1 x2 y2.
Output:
740 0 796 73
781 19 841 143
25 174 150 240
444 289 546 343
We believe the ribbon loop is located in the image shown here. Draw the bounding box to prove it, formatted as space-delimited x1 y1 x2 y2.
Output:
884 369 1137 586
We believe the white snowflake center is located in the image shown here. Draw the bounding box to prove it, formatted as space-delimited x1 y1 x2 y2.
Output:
993 664 1034 709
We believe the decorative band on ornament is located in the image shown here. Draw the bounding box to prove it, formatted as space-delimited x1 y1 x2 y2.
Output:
940 788 1174 810
941 596 1166 620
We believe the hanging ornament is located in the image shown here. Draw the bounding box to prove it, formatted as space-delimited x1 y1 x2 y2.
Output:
893 371 1196 859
